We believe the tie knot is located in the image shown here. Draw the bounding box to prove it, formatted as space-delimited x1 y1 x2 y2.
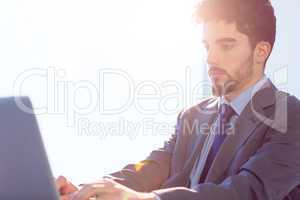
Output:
219 103 235 123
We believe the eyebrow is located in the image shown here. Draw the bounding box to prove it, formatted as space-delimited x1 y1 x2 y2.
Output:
216 38 237 43
202 38 237 44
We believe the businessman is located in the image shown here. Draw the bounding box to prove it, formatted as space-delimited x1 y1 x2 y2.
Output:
56 0 300 199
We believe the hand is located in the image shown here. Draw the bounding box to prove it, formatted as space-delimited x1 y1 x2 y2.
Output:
72 178 156 200
55 176 78 200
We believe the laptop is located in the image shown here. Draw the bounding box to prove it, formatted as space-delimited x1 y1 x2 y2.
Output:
0 96 59 199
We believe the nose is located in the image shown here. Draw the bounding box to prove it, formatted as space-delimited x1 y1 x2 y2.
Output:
206 48 219 67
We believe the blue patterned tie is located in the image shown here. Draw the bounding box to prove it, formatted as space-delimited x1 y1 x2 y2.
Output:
199 103 236 183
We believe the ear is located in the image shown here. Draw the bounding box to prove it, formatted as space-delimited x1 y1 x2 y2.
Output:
254 41 272 65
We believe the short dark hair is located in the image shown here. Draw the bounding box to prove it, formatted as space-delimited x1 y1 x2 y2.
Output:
195 0 276 51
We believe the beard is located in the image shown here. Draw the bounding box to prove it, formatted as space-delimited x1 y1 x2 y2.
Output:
212 79 237 96
211 54 254 97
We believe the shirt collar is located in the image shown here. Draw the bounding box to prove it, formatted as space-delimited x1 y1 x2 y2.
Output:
219 75 269 115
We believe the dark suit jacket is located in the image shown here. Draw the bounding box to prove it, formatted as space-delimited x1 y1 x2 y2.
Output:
109 81 300 200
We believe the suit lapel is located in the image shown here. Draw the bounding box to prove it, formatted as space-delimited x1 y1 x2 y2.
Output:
183 98 219 172
205 83 277 183
161 98 219 188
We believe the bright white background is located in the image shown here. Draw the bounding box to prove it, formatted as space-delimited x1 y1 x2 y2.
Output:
0 0 299 185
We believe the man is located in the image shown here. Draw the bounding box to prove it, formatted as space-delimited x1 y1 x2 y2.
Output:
56 0 300 199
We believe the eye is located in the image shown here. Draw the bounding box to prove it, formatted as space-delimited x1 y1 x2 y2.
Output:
221 43 234 51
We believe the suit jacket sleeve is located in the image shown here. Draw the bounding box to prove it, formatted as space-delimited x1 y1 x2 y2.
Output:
105 111 184 192
153 96 300 200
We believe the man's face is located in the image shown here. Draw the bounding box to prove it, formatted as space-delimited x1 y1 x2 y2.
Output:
203 20 255 97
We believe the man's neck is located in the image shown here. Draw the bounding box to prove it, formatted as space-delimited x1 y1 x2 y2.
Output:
224 75 264 102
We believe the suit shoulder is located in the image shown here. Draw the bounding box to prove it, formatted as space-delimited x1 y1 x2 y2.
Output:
286 93 300 115
287 94 300 107
275 91 300 127
278 90 300 111
181 96 218 117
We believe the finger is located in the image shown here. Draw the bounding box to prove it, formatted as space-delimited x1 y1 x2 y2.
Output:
72 182 115 200
79 178 112 187
104 178 128 191
56 176 68 191
56 176 78 195
103 178 117 185
61 192 77 200
60 194 71 200
62 180 78 194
